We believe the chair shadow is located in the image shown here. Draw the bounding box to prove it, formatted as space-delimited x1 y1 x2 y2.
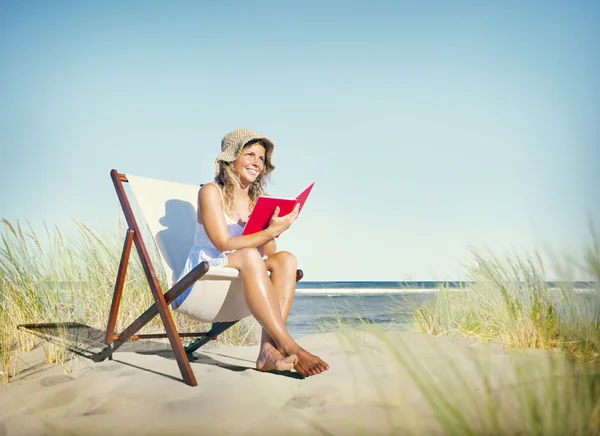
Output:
17 322 304 380
18 322 108 360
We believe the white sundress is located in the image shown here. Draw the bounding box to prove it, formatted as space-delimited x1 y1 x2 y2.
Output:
172 183 247 310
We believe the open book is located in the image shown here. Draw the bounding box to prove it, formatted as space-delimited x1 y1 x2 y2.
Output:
242 182 315 236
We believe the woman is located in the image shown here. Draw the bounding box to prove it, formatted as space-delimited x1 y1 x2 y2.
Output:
177 128 329 377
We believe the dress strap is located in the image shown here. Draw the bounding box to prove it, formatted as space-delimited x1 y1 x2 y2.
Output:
210 182 238 225
211 182 225 203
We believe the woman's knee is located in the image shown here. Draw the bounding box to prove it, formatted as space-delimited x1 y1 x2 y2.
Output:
272 251 297 271
235 248 265 268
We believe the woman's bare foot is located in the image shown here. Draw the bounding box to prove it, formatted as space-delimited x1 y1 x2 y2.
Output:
256 341 298 371
286 346 329 377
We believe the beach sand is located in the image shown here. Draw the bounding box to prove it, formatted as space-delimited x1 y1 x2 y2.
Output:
0 330 577 435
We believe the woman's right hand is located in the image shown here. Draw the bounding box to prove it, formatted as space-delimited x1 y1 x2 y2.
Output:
267 204 300 236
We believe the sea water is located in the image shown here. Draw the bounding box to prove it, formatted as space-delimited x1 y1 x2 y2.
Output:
287 281 459 337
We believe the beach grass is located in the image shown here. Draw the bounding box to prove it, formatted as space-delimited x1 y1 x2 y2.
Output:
412 243 600 362
0 219 257 384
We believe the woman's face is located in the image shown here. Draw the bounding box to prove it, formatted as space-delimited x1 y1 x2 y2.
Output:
233 142 266 186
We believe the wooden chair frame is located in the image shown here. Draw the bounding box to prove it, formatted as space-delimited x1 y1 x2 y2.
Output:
94 169 302 387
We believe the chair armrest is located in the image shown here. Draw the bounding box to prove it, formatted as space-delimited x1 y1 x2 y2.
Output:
163 261 210 304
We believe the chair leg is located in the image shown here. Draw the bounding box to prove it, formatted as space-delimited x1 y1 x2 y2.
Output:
185 321 239 355
105 229 134 345
156 299 198 386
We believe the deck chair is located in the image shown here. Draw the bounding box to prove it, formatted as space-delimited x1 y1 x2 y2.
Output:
94 170 303 386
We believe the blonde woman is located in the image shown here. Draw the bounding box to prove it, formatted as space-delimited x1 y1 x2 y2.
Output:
176 128 329 377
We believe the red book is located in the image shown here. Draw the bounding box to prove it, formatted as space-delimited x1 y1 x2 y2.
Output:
242 182 315 236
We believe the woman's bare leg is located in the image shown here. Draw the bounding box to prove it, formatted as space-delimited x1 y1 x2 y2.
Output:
226 248 329 376
256 251 299 371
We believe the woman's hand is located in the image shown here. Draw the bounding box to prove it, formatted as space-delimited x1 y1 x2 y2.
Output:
267 204 300 237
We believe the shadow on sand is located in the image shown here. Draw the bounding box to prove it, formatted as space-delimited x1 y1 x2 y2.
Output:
17 322 303 380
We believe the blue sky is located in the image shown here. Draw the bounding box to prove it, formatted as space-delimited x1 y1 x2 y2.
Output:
1 1 598 281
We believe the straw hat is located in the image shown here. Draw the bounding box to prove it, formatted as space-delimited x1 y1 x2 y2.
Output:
215 128 276 175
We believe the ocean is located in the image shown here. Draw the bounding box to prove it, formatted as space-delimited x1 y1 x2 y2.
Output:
287 281 457 337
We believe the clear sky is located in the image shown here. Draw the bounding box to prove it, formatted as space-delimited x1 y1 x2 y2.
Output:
1 1 598 281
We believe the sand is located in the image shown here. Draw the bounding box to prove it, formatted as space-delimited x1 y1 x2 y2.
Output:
0 330 578 435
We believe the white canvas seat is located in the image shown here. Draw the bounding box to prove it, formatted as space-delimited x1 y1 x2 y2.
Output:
127 175 252 323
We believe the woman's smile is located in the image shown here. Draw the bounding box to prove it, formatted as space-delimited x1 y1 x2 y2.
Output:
233 142 266 186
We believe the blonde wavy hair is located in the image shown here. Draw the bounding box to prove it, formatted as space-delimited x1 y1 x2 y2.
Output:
214 141 272 216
